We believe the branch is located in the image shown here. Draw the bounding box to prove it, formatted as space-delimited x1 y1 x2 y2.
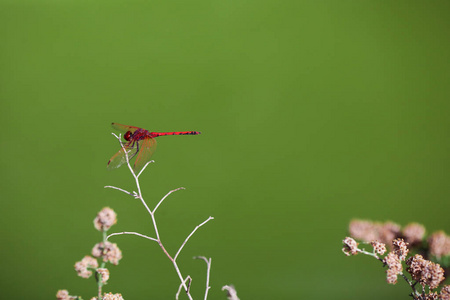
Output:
175 276 192 300
107 132 211 300
174 216 214 261
137 160 155 178
106 231 158 243
356 248 382 262
194 256 212 300
152 187 186 214
104 185 133 196
351 241 421 299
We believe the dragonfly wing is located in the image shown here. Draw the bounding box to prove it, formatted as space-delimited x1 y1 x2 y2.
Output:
133 137 157 173
111 123 141 134
107 142 136 170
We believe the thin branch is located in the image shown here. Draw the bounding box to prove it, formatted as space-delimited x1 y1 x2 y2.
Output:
170 259 194 300
104 185 133 196
107 132 210 300
174 216 214 261
106 231 158 243
194 256 212 300
152 187 186 214
137 160 155 178
356 248 382 261
97 276 102 300
112 132 121 140
96 231 108 299
110 134 194 296
400 272 421 298
176 276 192 300
115 132 192 298
353 243 421 298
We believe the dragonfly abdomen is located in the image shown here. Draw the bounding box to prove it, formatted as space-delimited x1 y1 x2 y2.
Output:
152 131 201 137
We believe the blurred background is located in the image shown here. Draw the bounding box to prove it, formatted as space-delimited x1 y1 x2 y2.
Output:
1 0 450 299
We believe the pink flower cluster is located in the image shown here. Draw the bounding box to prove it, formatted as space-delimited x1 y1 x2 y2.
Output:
58 207 123 299
343 220 450 300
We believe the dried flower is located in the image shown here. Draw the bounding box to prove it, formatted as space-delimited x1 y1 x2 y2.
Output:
222 285 240 300
342 237 359 256
422 261 445 290
102 293 124 300
407 254 426 280
92 242 122 265
379 222 401 246
56 290 78 300
371 241 386 255
386 268 399 284
423 291 439 300
349 220 401 246
406 254 445 290
97 268 110 284
440 285 450 300
94 207 117 232
402 223 425 245
428 231 450 259
383 252 402 284
392 238 409 261
74 261 91 278
349 220 378 242
74 256 99 279
56 290 69 300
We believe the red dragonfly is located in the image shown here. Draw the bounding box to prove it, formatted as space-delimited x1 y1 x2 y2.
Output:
107 123 201 173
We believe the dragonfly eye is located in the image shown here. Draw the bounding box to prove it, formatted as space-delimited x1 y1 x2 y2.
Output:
124 131 132 141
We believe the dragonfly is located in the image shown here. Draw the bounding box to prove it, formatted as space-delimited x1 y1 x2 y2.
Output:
107 123 201 173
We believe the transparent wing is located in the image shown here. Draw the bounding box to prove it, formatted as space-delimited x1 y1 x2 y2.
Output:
133 137 157 174
107 141 136 170
111 123 141 134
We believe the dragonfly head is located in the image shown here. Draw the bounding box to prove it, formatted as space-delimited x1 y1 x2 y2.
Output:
124 131 133 141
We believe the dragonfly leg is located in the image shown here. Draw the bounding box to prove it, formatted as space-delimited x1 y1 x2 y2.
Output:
127 141 139 161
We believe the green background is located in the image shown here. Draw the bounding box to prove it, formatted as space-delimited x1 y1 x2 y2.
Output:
1 0 450 299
